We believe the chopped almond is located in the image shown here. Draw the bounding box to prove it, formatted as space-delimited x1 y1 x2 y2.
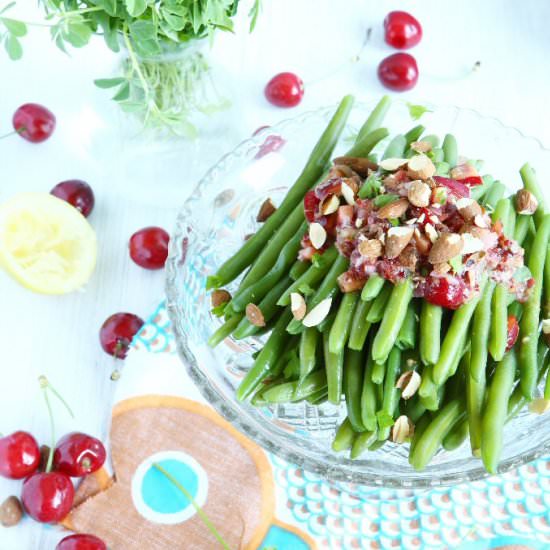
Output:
385 226 414 259
407 180 431 207
245 304 265 327
290 292 306 321
302 298 332 327
515 189 539 215
407 154 436 180
332 156 377 178
377 198 409 219
413 228 431 255
309 222 327 249
396 370 421 399
211 289 231 308
358 238 383 260
456 197 482 221
410 140 432 153
320 194 340 215
379 158 409 171
424 222 438 243
399 245 418 271
428 233 463 264
256 198 277 222
391 416 414 444
341 181 356 205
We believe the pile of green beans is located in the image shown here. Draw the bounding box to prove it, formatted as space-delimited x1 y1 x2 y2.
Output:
207 95 550 474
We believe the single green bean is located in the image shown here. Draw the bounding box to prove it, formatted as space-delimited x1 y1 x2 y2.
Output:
371 360 386 385
317 306 338 334
329 292 359 354
483 181 506 210
481 351 517 473
350 431 378 459
520 163 548 228
514 215 531 245
332 418 356 452
470 280 495 381
403 396 426 423
404 124 425 146
466 363 485 458
366 284 393 323
442 417 469 451
470 174 494 203
361 274 386 302
431 147 444 163
376 347 402 441
289 260 309 281
356 96 391 142
260 370 327 403
489 284 509 362
544 244 550 318
344 349 366 432
381 134 407 160
409 413 431 458
348 299 372 351
208 314 243 348
372 279 414 364
299 327 320 383
397 302 417 350
361 350 379 431
346 127 390 158
519 215 550 398
442 134 458 166
435 161 450 176
421 134 440 148
307 389 328 405
323 331 344 405
419 301 443 366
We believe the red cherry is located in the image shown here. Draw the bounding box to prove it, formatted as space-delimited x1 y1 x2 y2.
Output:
56 534 107 550
99 312 144 358
377 53 419 92
384 11 423 49
506 315 520 351
304 190 320 223
129 227 170 270
423 275 467 310
21 472 74 523
12 103 56 143
53 433 106 478
50 180 95 217
264 72 304 108
0 431 40 479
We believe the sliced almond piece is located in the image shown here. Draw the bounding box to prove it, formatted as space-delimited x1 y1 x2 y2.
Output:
424 222 439 243
341 181 356 205
474 213 490 228
256 198 277 222
399 245 418 271
456 197 482 221
329 164 356 178
529 398 550 415
211 289 232 308
410 140 432 153
515 189 539 215
245 304 265 327
428 233 464 264
309 222 327 249
379 158 409 171
396 370 421 400
413 228 431 255
302 297 332 327
332 156 377 178
407 154 436 180
391 416 415 444
377 198 409 219
461 233 485 254
385 226 414 259
355 218 363 228
408 180 431 207
358 238 383 260
290 292 306 321
320 194 340 215
433 262 451 274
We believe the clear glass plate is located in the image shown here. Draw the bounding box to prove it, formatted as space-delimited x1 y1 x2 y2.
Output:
165 99 550 488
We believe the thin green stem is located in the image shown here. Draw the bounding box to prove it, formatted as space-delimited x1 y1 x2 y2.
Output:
40 384 55 473
122 28 150 99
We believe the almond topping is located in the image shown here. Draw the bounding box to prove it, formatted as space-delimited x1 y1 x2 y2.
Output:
302 297 332 327
211 289 232 308
474 214 489 228
391 416 414 444
377 198 409 219
433 262 451 274
333 156 377 178
399 245 418 271
256 198 277 222
245 304 265 327
355 218 363 228
0 496 23 528
413 229 431 255
396 370 421 400
407 154 436 180
461 233 485 254
358 238 383 260
407 180 431 207
385 226 414 259
320 194 340 215
515 189 539 215
290 292 306 321
428 232 463 264
528 398 550 415
425 222 438 243
341 181 356 205
309 222 327 249
456 197 482 221
379 158 409 171
410 140 432 153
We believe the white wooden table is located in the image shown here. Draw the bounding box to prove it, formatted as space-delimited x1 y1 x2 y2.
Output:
1 0 549 548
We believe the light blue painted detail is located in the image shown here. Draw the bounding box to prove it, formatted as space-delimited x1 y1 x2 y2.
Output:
260 524 311 550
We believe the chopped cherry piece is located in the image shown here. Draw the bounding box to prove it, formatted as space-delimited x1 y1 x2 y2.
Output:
50 180 95 217
129 227 170 270
384 11 423 49
53 433 106 477
506 315 520 351
12 103 56 143
432 176 470 198
304 190 320 223
0 431 40 479
377 53 419 92
376 259 408 283
21 472 74 523
423 275 467 309
457 176 483 186
56 534 107 550
255 135 286 159
99 312 144 359
264 72 304 108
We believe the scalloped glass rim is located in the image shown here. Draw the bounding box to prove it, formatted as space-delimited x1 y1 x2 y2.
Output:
166 99 550 488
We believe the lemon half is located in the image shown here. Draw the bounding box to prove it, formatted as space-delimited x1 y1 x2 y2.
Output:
0 192 97 294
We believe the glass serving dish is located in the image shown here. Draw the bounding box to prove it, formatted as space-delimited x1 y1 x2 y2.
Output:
165 99 550 488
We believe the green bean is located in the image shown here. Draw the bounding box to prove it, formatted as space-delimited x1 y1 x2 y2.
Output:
208 95 354 289
332 418 356 452
421 135 440 148
232 276 292 339
470 280 495 383
432 280 486 385
471 174 494 203
208 314 243 347
481 350 517 473
520 163 548 228
419 365 443 411
307 389 328 405
435 161 450 176
346 128 390 158
442 417 469 451
231 221 307 311
442 134 458 166
483 181 506 210
419 301 443 366
369 440 386 451
366 284 392 322
381 134 407 160
361 350 379 431
371 360 386 385
397 302 417 350
544 244 550 318
350 431 378 459
514 214 532 245
323 331 344 405
361 274 386 302
519 215 550 398
316 306 338 334
376 347 402 441
466 364 485 458
260 370 327 403
431 147 444 163
372 279 414 364
329 292 359 354
409 413 431 458
356 95 391 142
286 255 349 334
299 327 320 383
543 349 550 400
404 124 425 146
344 349 366 432
489 284 509 362
402 396 426 423
409 398 465 471
348 299 372 351
289 260 309 281
236 309 293 401
277 247 338 306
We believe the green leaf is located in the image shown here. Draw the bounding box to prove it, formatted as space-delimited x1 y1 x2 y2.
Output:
407 103 433 121
4 33 22 60
0 2 16 16
128 20 161 57
63 22 93 48
248 0 261 32
210 303 227 317
359 174 382 199
92 0 117 17
94 77 126 88
117 101 146 113
112 81 130 101
1 17 27 37
373 194 400 208
160 9 187 31
94 12 120 52
125 0 147 17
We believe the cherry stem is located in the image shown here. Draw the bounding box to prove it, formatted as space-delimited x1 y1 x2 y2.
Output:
0 127 25 141
152 463 231 550
39 375 75 419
